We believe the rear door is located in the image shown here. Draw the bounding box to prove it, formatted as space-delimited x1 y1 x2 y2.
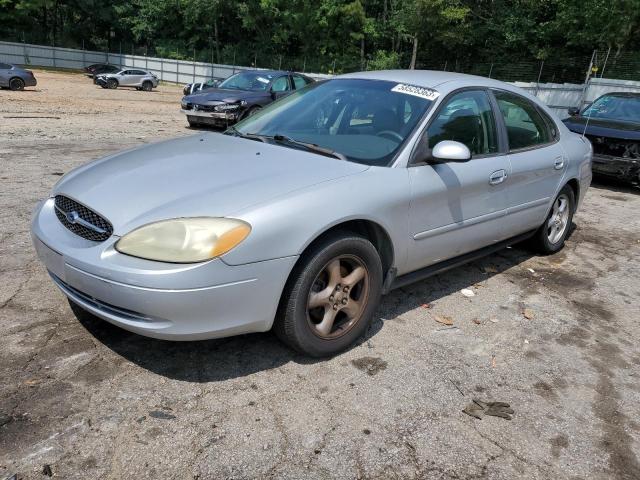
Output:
491 90 566 233
408 89 512 269
129 70 147 86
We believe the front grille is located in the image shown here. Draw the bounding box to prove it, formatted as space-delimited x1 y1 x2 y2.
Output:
585 135 640 159
193 104 218 112
54 195 113 242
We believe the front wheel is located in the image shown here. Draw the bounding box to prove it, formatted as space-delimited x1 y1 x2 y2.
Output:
107 78 118 89
530 185 575 254
274 232 383 357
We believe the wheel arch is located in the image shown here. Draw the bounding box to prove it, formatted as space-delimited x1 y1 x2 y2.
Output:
293 218 395 283
565 178 579 210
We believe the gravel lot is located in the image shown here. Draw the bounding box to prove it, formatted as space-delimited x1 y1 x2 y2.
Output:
1 69 640 480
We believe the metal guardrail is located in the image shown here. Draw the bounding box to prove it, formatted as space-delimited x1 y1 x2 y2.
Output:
0 40 332 84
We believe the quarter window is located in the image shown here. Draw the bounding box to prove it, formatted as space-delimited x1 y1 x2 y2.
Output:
292 75 310 89
494 91 552 150
427 90 498 156
0 63 11 70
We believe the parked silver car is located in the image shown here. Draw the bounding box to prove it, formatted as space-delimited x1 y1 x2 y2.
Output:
0 62 37 90
32 70 592 357
96 68 159 91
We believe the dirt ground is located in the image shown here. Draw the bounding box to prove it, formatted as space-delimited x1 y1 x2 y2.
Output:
1 69 640 480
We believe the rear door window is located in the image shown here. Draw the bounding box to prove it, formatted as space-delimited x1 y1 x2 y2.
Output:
494 91 553 150
0 63 12 70
427 90 499 156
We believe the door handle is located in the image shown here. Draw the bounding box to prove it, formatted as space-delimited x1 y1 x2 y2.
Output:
489 169 507 185
554 157 565 170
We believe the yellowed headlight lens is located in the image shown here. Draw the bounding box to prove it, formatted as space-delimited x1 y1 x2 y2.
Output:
115 218 251 263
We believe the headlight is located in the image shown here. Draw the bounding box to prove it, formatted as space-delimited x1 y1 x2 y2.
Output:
181 101 188 109
115 218 251 263
214 103 241 112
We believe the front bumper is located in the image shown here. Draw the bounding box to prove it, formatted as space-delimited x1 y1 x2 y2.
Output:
592 154 639 182
31 198 297 340
181 109 241 126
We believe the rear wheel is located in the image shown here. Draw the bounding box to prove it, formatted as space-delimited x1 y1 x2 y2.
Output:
9 77 25 91
530 185 575 254
142 81 153 92
274 232 383 357
107 78 118 89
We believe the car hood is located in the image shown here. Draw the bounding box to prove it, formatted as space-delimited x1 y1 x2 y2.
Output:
563 116 640 140
186 88 267 104
53 134 369 236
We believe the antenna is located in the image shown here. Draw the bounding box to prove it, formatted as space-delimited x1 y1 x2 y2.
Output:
582 95 595 139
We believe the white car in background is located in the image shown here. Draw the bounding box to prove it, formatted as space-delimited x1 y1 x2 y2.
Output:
96 69 159 91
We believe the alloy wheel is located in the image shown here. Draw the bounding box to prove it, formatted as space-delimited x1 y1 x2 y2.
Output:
306 255 370 339
547 193 570 244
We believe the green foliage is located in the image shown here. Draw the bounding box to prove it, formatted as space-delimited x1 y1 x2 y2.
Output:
1 0 639 77
368 49 400 70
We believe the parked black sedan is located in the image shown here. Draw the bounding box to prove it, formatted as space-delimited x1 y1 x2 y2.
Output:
183 77 224 95
84 63 121 83
180 70 314 128
564 92 639 184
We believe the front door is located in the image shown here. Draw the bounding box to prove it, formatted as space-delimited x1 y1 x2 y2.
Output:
492 90 566 233
408 89 511 269
0 63 11 86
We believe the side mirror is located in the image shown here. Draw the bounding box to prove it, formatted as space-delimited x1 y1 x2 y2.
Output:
431 141 471 162
568 106 580 116
270 90 277 100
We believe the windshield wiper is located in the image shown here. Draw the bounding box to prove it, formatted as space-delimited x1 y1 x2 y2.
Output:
226 129 346 160
225 126 269 143
271 134 347 161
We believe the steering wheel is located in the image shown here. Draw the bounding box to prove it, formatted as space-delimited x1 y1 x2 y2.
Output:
376 130 403 143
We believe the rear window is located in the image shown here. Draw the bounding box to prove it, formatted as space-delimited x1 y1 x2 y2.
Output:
494 91 553 151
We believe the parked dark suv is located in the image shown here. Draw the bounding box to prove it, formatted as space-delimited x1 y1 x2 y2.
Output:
180 70 314 128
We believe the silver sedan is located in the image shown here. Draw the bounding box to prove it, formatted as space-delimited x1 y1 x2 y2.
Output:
31 70 592 357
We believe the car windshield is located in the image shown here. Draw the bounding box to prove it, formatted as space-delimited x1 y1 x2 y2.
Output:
229 78 436 166
219 72 275 91
582 94 640 123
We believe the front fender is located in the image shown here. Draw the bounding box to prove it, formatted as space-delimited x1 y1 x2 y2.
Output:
221 167 411 272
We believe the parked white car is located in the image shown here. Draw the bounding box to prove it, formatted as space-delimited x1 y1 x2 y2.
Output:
96 69 159 91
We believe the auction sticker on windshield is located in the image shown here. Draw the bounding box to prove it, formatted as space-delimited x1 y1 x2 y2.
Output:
391 84 439 101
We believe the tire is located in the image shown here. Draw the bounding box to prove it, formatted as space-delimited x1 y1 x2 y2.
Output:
107 78 118 89
530 185 575 254
274 232 383 357
187 117 200 128
142 81 153 92
9 77 25 91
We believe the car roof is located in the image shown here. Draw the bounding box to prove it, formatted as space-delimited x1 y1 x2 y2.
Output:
236 69 290 77
338 69 515 91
